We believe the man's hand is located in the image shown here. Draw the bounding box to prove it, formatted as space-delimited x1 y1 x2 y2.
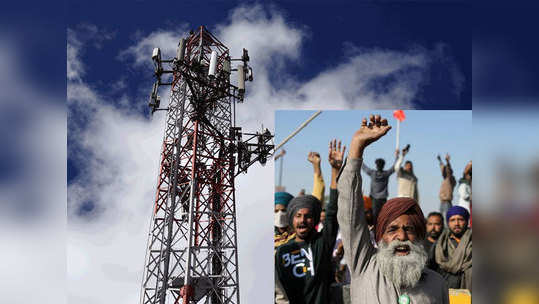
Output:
308 152 322 177
402 144 410 156
328 139 346 170
395 149 400 158
307 152 321 165
335 241 344 259
349 114 391 159
445 153 451 162
464 160 472 175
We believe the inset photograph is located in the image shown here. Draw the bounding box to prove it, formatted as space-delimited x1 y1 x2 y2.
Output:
274 110 472 304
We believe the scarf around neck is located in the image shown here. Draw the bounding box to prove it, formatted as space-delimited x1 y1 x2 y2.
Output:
435 228 472 290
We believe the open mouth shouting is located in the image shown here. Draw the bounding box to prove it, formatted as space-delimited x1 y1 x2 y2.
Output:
394 244 411 256
296 225 309 235
296 224 312 236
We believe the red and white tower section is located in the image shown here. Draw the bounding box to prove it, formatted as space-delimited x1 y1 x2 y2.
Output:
140 26 273 304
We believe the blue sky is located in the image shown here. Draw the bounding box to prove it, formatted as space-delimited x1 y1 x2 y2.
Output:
275 110 472 215
473 6 539 99
67 0 471 184
67 1 470 128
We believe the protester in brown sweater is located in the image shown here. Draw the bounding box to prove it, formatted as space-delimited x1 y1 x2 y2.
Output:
437 154 456 221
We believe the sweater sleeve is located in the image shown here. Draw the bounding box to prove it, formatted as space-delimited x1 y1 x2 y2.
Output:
386 154 398 176
312 172 325 206
337 158 376 277
361 162 373 175
322 188 339 254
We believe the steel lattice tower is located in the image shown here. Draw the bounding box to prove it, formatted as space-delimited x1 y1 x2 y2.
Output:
140 26 272 304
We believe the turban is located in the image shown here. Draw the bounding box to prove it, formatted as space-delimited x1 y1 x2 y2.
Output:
287 195 322 227
375 197 425 243
275 192 293 207
446 206 470 222
363 196 372 210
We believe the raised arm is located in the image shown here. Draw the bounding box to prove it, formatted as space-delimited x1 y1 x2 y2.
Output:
337 114 392 275
361 162 373 175
386 148 399 175
323 139 345 252
308 152 325 205
437 154 445 176
445 154 456 183
394 150 404 173
463 160 472 177
328 139 345 190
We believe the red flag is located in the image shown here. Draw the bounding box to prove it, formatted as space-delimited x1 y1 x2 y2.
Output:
393 110 406 122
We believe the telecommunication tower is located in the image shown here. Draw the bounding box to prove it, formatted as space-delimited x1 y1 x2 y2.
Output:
140 26 273 304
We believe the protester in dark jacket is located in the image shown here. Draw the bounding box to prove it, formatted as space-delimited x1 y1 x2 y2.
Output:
275 139 345 304
361 149 398 223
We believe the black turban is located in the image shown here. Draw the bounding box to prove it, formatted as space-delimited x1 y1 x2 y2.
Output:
287 195 322 227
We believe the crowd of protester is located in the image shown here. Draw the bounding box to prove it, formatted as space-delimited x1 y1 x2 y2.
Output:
274 114 472 304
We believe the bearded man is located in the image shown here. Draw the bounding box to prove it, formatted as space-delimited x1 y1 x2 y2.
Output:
274 194 338 304
432 206 472 291
337 114 448 304
274 139 345 304
424 212 444 253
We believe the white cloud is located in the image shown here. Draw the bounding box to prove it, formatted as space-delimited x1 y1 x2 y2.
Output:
119 25 190 67
67 29 84 81
292 48 428 109
216 5 305 68
68 24 177 304
67 24 115 82
68 4 466 304
211 4 457 131
0 38 66 303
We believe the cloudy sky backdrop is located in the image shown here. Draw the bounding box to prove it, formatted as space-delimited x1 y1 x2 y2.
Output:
66 2 470 304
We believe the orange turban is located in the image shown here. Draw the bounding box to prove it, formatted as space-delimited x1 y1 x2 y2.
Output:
375 197 425 243
363 196 372 210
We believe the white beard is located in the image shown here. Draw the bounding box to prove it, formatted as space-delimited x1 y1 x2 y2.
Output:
375 240 427 289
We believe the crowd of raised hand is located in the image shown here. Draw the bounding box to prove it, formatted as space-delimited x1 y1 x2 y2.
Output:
274 114 472 304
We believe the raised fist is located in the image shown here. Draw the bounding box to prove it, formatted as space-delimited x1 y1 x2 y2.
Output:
349 114 392 158
307 152 321 165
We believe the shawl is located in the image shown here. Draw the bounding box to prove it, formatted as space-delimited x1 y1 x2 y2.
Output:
435 228 472 290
